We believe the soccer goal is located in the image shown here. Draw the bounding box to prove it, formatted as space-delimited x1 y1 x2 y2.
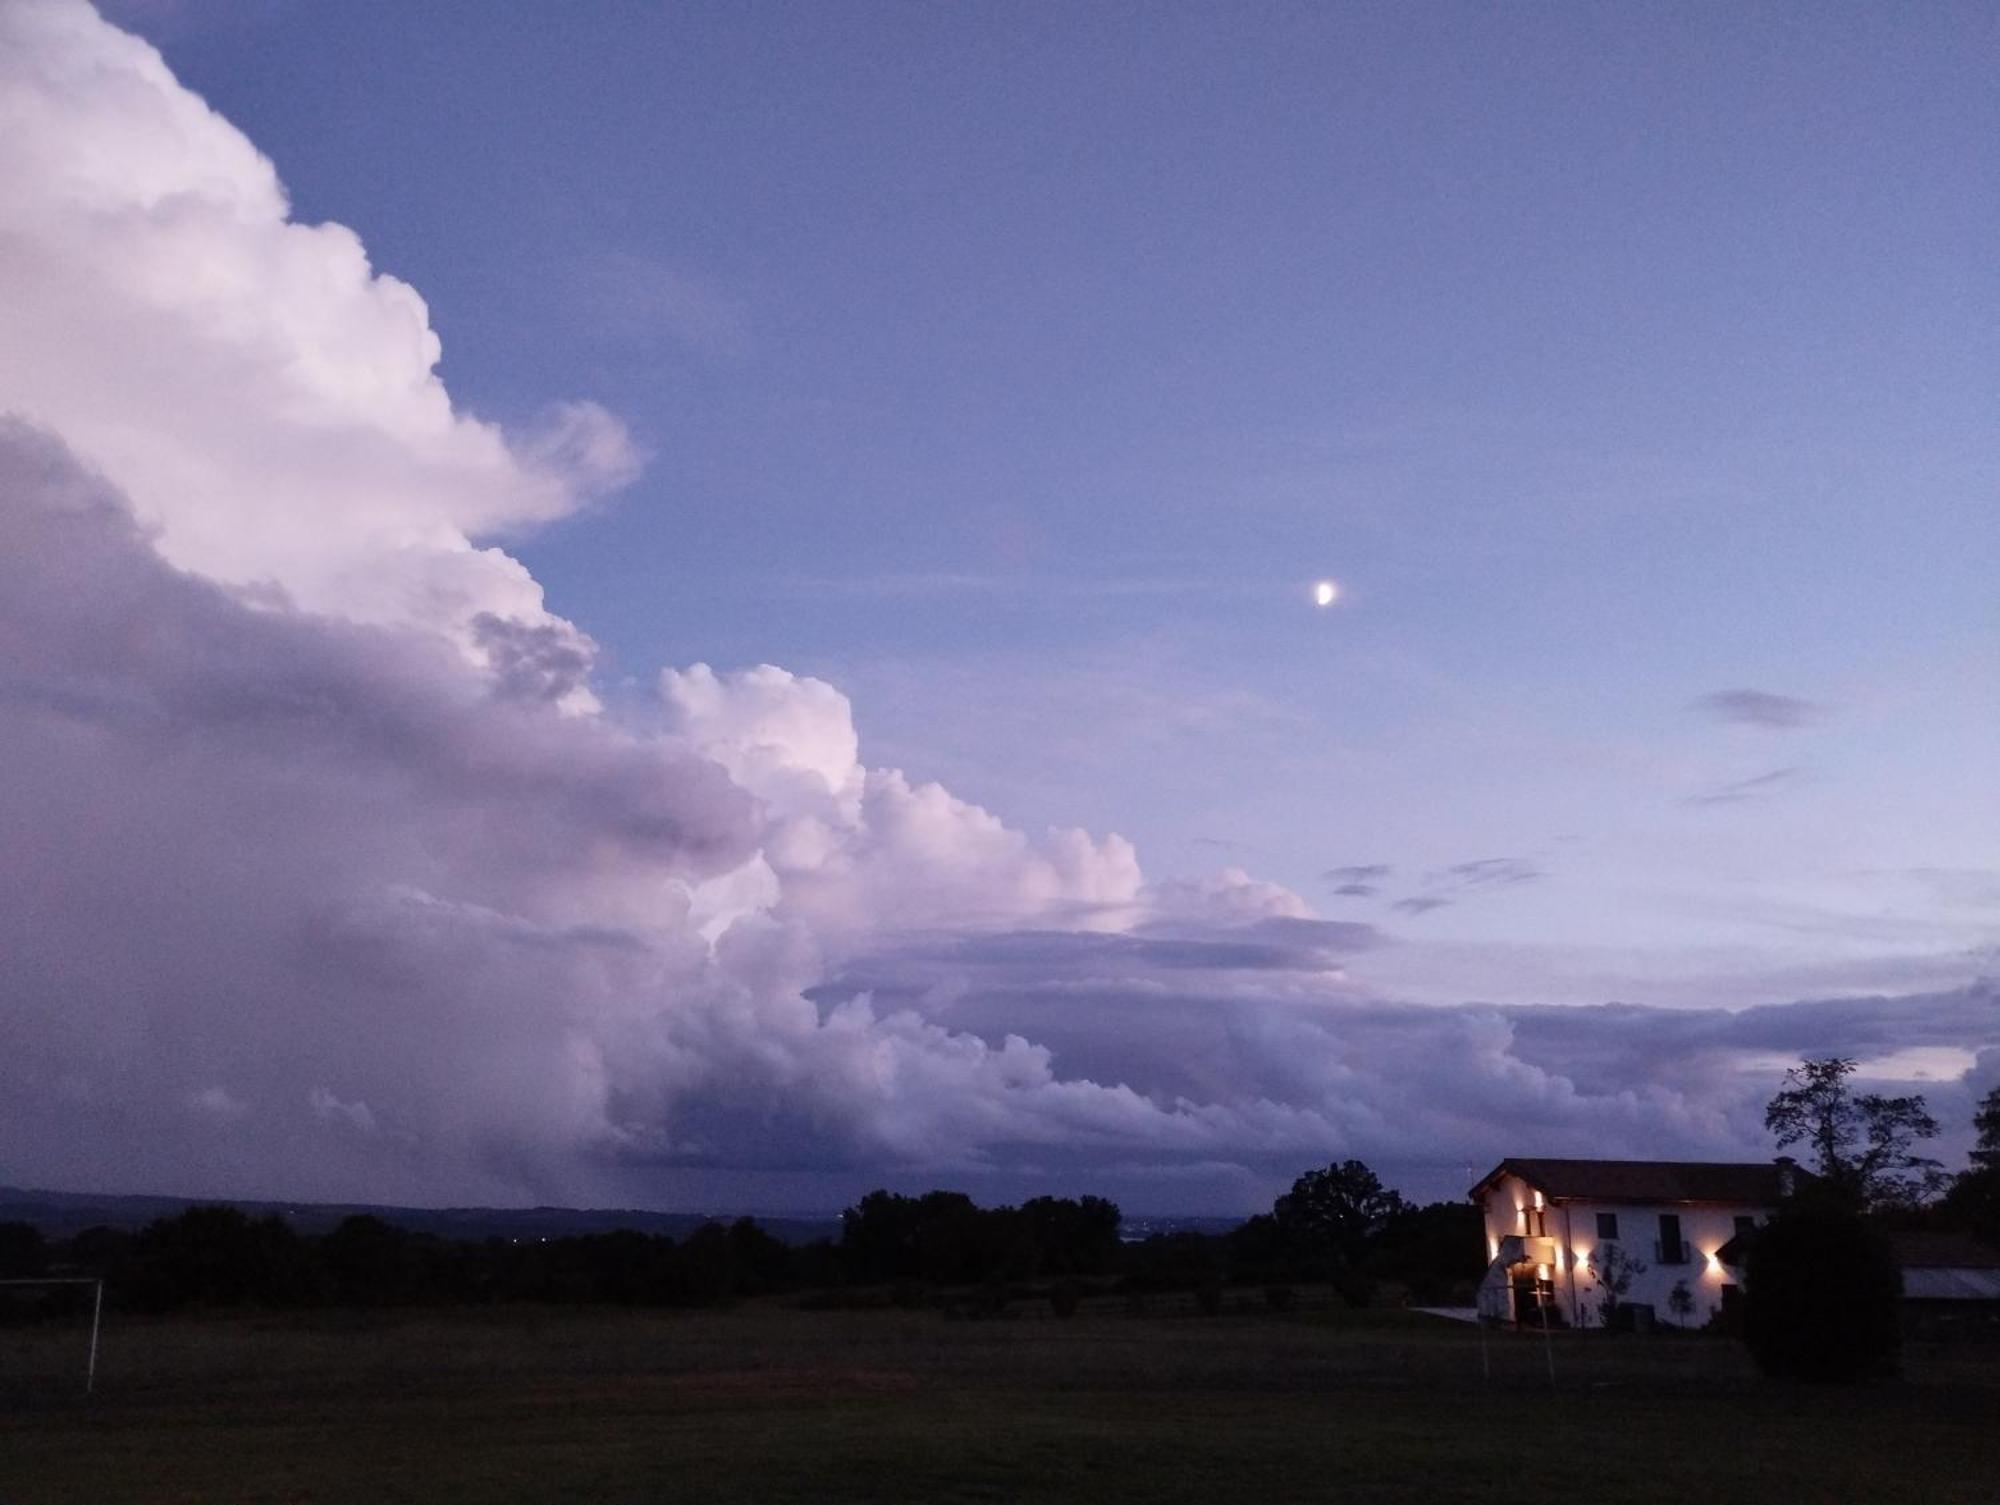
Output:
0 1278 104 1399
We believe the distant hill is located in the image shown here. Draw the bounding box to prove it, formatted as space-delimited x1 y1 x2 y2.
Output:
0 1185 842 1246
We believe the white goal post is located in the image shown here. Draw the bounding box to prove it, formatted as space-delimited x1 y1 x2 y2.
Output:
0 1277 104 1396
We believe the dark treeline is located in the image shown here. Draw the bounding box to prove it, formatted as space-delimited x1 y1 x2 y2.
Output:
0 1165 1484 1318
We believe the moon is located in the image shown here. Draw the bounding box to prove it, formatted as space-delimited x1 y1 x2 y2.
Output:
1313 580 1339 608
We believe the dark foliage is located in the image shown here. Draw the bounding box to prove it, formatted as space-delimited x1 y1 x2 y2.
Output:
0 1221 50 1279
36 1163 1471 1317
1765 1057 1943 1210
1745 1205 1902 1381
838 1189 1119 1286
123 1205 319 1311
1272 1160 1404 1272
1366 1200 1484 1301
1940 1083 2000 1244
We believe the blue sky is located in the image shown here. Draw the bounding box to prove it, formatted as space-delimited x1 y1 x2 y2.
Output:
1 2 1993 1211
125 0 1995 1003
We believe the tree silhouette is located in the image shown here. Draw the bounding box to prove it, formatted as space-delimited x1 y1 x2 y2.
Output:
1764 1057 1943 1209
1272 1160 1404 1270
1746 1205 1901 1380
1941 1083 2000 1242
1587 1241 1646 1328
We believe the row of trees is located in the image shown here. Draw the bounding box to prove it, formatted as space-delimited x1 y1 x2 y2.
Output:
0 1191 1132 1315
0 1169 1483 1318
0 1207 802 1313
1226 1161 1481 1302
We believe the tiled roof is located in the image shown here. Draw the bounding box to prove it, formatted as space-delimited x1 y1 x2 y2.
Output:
1471 1157 1788 1206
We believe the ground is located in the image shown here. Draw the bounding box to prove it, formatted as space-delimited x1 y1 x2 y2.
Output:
2 1298 1995 1502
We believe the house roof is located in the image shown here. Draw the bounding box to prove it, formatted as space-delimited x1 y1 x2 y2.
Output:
1887 1230 2000 1271
1470 1158 1789 1206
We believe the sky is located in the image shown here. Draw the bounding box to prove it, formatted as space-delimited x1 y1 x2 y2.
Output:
1 0 1995 1214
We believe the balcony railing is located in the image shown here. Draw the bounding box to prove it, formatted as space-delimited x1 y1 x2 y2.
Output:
1654 1240 1691 1265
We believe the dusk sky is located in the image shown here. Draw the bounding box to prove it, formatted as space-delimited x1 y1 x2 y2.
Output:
2 1 1995 1214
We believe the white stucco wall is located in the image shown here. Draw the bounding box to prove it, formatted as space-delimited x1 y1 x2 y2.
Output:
1476 1175 1775 1329
1557 1200 1764 1329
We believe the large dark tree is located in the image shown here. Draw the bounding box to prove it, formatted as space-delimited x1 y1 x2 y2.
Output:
1764 1057 1943 1209
1365 1201 1484 1302
1970 1083 2000 1174
1745 1204 1902 1381
1272 1160 1404 1268
1940 1083 2000 1243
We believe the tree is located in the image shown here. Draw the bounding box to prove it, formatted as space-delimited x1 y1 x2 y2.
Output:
1764 1057 1943 1209
1745 1204 1901 1381
1366 1200 1485 1303
1666 1279 1695 1331
1272 1160 1404 1270
1970 1083 2000 1174
0 1222 49 1279
1587 1241 1646 1329
1940 1083 2000 1243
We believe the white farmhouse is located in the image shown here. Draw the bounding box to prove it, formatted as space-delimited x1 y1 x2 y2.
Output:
1471 1158 1797 1329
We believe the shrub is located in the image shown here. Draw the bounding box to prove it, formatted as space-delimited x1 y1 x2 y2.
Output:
1745 1205 1901 1381
1048 1278 1081 1319
1193 1276 1224 1316
1263 1284 1295 1312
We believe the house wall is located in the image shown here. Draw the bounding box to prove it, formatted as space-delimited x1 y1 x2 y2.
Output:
1475 1173 1553 1324
1557 1200 1768 1329
1476 1176 1775 1328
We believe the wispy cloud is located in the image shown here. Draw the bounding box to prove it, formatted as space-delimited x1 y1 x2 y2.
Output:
575 250 752 359
796 572 1278 603
1391 896 1452 916
1684 766 1801 806
1440 857 1542 890
1324 862 1391 897
1691 689 1827 730
1388 856 1543 915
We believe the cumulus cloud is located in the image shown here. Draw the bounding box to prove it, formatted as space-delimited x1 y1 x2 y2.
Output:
1692 688 1827 730
1 4 1993 1216
0 0 628 643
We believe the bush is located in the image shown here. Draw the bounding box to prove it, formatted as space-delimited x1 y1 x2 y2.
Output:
1745 1205 1902 1381
1193 1276 1224 1316
1263 1284 1295 1313
1048 1278 1081 1319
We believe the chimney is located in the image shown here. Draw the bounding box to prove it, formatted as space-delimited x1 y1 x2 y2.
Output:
1774 1155 1797 1198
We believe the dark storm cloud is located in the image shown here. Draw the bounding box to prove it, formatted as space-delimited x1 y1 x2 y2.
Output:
817 919 2000 1196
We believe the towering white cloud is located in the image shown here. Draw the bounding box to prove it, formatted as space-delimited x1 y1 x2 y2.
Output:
0 0 634 647
1 2 1992 1214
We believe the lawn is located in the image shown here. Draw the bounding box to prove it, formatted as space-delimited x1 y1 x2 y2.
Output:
2 1300 1995 1502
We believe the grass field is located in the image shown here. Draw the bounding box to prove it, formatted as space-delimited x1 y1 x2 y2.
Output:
3 1299 1996 1503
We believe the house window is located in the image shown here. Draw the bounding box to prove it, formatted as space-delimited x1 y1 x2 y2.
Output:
1657 1213 1687 1264
1596 1212 1618 1240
